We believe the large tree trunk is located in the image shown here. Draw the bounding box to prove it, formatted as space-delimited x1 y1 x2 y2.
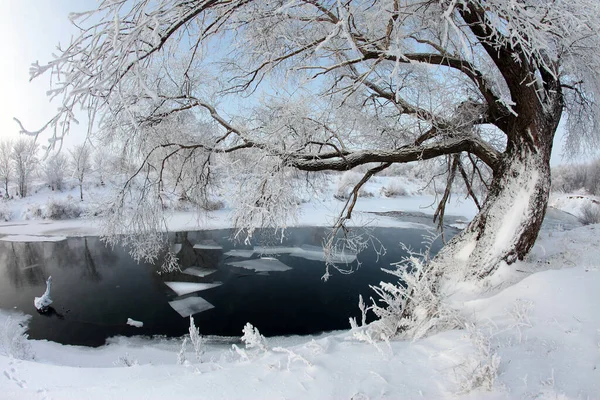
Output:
435 104 561 282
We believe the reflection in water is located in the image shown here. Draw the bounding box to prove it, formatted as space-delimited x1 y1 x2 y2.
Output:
0 227 454 347
37 306 65 320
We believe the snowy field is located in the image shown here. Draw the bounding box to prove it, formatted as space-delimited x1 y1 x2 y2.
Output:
0 178 599 399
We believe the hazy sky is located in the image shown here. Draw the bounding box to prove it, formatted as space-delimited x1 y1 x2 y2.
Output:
0 1 575 164
0 0 96 150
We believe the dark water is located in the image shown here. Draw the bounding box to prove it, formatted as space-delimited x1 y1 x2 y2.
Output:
0 227 452 347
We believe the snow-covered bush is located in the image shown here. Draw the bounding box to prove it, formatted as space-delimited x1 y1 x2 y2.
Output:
578 203 600 225
44 197 83 220
241 322 267 352
188 316 204 362
0 315 33 360
0 200 11 221
381 179 409 197
354 237 462 343
457 324 501 393
232 323 268 361
335 171 363 199
113 352 139 367
200 198 225 211
23 204 43 220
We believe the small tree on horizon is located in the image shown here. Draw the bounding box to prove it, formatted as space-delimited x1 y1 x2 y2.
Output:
11 137 38 198
69 144 92 201
43 153 69 191
0 139 12 198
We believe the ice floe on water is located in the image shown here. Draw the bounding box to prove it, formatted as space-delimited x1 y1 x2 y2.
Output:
224 249 255 258
228 258 292 272
181 267 217 278
290 245 358 264
164 282 222 296
168 296 214 317
126 318 144 328
170 243 183 254
253 246 297 255
193 240 223 250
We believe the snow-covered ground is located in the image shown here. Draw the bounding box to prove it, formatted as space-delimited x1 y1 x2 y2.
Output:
0 177 599 399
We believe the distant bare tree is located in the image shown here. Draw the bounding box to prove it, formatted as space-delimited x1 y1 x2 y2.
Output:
69 145 92 201
11 138 38 198
0 139 12 197
43 153 69 191
92 148 109 186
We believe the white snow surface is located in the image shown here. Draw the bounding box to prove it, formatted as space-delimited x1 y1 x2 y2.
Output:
164 281 222 296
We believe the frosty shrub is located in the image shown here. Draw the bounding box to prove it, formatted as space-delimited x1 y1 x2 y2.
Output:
23 204 43 220
457 324 501 394
201 198 225 211
0 315 33 360
188 316 204 362
241 322 267 352
0 200 11 222
381 179 409 197
578 203 600 225
335 171 363 200
350 236 462 345
113 352 139 367
44 197 83 220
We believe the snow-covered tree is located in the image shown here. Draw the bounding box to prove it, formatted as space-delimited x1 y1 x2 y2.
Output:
18 1 600 284
69 144 92 201
0 139 12 197
11 138 38 198
43 153 69 191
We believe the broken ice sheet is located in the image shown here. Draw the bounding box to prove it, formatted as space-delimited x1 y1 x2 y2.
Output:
290 245 357 264
168 296 214 317
228 258 292 272
224 249 255 258
193 240 223 250
253 246 297 255
164 281 222 296
182 267 217 278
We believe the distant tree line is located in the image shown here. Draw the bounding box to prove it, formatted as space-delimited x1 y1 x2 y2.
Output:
552 160 600 195
0 137 126 201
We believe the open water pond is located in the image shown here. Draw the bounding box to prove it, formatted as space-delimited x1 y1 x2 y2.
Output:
0 226 454 346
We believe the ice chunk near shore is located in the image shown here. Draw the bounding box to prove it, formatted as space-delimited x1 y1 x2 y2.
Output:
228 258 292 272
164 281 222 296
193 240 223 250
224 249 255 258
182 267 217 278
168 296 214 318
34 276 53 312
126 318 144 328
